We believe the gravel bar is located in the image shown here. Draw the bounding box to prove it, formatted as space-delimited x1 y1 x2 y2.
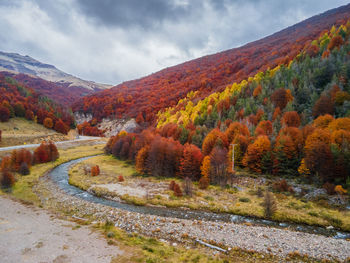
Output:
33 174 350 262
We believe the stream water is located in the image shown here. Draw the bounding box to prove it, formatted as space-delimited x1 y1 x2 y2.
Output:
48 156 350 240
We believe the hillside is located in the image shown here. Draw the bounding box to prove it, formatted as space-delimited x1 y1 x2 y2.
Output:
0 118 67 147
0 51 111 103
73 3 350 123
107 18 350 190
0 71 93 106
0 73 74 134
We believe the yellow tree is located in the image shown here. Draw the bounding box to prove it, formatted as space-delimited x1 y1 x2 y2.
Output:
200 156 211 178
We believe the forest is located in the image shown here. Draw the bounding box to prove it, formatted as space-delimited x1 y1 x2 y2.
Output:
0 74 75 134
107 22 350 191
3 72 95 106
73 5 350 124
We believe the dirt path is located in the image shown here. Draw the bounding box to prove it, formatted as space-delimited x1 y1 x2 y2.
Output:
0 196 122 263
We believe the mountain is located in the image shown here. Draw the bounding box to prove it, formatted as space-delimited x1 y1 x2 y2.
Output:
1 71 93 106
107 15 350 192
0 51 111 92
73 3 350 123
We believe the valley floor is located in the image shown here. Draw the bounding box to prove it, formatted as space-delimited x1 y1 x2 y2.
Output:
37 170 350 262
1 142 349 262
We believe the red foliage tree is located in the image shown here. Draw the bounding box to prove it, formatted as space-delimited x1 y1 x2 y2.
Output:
1 169 15 188
33 141 59 164
77 121 104 137
225 122 250 143
91 165 100 176
202 128 228 156
210 147 229 186
281 111 301 127
313 114 334 128
253 85 262 97
304 129 333 181
312 95 334 117
255 120 273 136
118 175 124 182
54 119 69 134
199 175 210 189
271 88 290 110
242 135 271 173
328 35 344 50
173 183 183 197
43 118 53 129
25 109 34 121
179 143 203 180
0 106 10 122
10 149 32 172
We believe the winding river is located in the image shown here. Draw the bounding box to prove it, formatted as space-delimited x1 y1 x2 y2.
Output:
48 156 350 240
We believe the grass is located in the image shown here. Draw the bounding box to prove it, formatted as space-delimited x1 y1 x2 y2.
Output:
0 143 311 263
1 144 105 204
96 221 303 263
0 143 338 263
0 117 66 147
69 155 350 232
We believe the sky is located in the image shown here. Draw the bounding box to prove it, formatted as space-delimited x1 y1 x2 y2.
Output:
0 0 349 85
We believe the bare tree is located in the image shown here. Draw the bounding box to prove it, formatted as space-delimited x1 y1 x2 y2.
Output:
183 177 193 196
262 190 277 218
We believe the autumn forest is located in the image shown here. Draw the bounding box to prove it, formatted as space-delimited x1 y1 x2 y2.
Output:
1 3 350 262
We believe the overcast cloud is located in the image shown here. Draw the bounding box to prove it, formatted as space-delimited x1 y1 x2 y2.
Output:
0 0 349 85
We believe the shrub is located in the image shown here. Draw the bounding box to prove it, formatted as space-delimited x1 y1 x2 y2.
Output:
169 180 176 191
118 175 124 182
19 162 30 175
262 191 277 218
10 148 33 172
199 175 210 189
173 183 182 197
334 185 347 195
0 106 10 122
43 117 53 129
91 165 100 176
25 110 34 121
1 169 15 188
273 179 294 193
239 197 251 202
33 141 59 164
323 182 336 195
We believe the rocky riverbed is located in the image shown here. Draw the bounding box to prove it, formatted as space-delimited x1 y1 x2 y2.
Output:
34 174 350 262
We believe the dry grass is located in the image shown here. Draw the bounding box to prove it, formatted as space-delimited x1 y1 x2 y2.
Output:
0 142 331 263
1 144 105 205
70 155 350 231
97 221 293 263
0 118 67 147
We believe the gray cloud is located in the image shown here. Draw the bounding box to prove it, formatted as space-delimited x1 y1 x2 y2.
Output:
74 0 196 30
0 0 349 85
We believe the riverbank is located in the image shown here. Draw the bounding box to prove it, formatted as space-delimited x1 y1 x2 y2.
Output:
35 157 350 262
68 155 350 232
2 146 350 262
0 144 290 262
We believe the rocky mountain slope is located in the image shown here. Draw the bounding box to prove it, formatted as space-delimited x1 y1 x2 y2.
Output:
0 51 111 91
